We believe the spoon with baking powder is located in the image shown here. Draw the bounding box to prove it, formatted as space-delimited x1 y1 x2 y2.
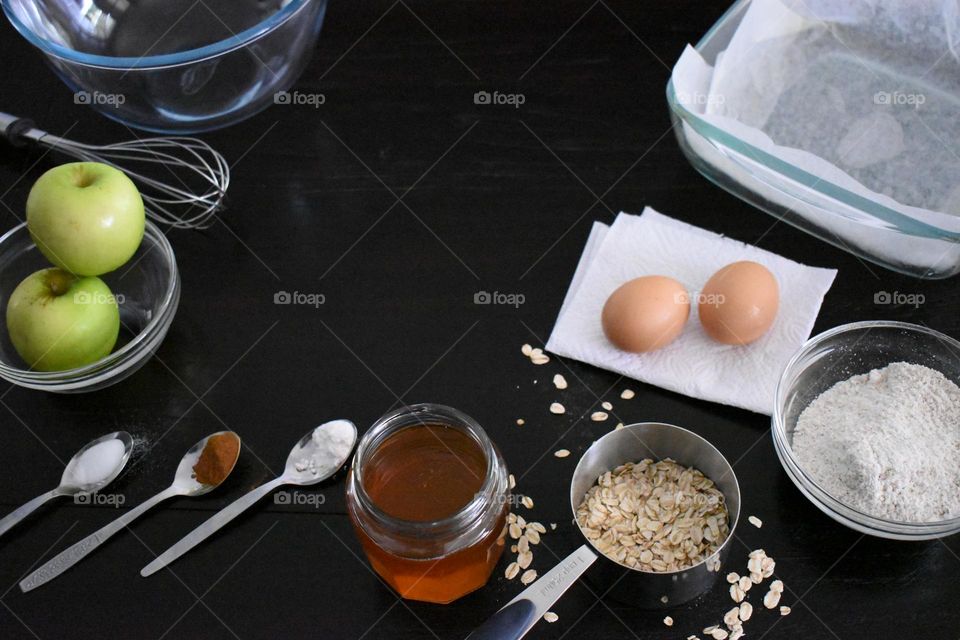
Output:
19 431 240 592
0 431 133 540
141 419 357 577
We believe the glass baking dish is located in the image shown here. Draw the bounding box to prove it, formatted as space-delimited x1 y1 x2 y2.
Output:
667 0 960 279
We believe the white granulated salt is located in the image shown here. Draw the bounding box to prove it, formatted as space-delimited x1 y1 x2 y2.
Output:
792 362 960 522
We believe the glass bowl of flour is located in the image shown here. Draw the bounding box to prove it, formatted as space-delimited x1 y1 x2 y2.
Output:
773 321 960 540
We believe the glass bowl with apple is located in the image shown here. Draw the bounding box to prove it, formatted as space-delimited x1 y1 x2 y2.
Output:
0 164 180 392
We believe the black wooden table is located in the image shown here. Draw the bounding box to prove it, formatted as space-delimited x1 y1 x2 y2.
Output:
1 2 958 638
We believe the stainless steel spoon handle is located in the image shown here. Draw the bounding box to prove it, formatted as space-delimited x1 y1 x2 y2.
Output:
141 477 286 577
466 545 597 640
0 489 63 539
20 486 178 592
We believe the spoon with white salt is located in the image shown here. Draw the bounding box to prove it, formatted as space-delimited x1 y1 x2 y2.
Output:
19 431 241 592
0 431 133 539
140 419 357 577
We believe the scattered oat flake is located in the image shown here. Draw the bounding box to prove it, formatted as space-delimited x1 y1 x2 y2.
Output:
601 401 613 411
710 629 729 640
520 569 537 585
730 583 745 603
726 572 740 584
516 418 525 426
550 523 557 530
770 579 784 594
550 402 565 415
530 348 550 365
518 551 533 569
590 411 608 422
505 562 520 580
739 601 753 621
738 576 752 593
615 422 624 430
521 495 534 509
723 607 740 628
780 606 792 616
687 637 700 640
508 474 516 489
763 589 782 609
529 522 546 534
509 523 522 539
748 515 763 528
620 388 635 399
543 612 559 623
663 616 673 627
553 374 567 389
554 449 570 458
521 344 533 356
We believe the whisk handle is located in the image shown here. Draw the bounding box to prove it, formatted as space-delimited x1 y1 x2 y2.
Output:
0 112 38 148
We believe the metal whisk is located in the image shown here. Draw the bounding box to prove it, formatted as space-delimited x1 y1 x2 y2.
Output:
0 112 230 230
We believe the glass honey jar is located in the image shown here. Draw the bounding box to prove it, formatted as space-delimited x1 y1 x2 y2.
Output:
346 404 510 604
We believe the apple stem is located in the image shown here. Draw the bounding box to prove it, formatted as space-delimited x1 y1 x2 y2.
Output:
46 269 76 297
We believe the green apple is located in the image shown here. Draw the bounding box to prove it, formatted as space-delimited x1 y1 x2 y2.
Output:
27 162 145 276
6 268 120 371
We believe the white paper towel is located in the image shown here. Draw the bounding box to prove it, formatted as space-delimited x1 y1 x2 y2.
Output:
546 208 837 415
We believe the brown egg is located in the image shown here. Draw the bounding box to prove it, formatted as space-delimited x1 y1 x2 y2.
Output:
601 276 690 353
699 261 779 345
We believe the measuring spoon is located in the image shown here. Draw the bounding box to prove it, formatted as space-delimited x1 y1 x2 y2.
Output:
0 432 133 540
141 419 357 577
20 431 241 592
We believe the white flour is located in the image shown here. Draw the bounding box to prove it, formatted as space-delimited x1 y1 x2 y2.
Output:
792 362 960 523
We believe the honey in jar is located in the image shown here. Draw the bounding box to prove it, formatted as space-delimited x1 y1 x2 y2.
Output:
346 404 509 604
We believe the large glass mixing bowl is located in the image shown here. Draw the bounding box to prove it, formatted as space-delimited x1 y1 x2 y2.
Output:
2 0 328 132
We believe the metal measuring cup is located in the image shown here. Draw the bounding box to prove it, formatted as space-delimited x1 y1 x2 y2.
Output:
570 422 741 607
468 422 741 640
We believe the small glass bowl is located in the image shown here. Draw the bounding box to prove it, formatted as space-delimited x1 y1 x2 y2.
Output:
0 221 179 392
773 321 960 540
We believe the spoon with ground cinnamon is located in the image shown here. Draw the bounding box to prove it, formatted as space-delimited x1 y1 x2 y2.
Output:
20 431 241 592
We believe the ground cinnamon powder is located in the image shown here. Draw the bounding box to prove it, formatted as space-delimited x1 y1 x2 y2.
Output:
193 433 240 485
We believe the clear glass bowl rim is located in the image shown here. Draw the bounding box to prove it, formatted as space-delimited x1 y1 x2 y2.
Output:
1 0 313 69
0 219 178 384
772 320 960 537
665 0 960 243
